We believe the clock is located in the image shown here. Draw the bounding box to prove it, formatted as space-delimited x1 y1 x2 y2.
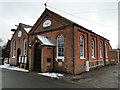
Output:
18 31 22 38
43 20 51 28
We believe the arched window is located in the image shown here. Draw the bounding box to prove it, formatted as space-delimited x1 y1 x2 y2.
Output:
80 35 84 58
91 39 95 58
57 34 64 57
100 41 102 58
13 40 16 57
23 38 26 55
105 43 107 57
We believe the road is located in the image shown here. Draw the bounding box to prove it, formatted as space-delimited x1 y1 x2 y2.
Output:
118 64 120 89
2 69 91 88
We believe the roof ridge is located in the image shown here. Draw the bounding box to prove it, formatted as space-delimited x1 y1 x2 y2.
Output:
20 23 32 28
45 8 108 40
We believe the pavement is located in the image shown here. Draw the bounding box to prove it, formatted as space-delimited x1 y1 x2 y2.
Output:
62 64 119 88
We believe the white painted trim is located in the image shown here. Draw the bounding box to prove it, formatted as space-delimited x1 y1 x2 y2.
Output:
56 57 64 62
100 56 103 58
12 56 15 58
92 56 95 59
89 60 104 69
80 57 86 59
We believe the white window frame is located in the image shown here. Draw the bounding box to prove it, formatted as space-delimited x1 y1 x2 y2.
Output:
23 38 26 55
100 42 102 58
105 43 108 58
91 39 95 58
80 35 85 59
12 40 16 58
56 34 64 62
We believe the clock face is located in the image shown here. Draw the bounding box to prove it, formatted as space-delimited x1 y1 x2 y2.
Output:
18 31 22 38
43 20 51 28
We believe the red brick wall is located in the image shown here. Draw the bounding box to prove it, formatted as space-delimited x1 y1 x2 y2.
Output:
109 50 119 64
73 26 111 74
29 26 74 73
10 24 28 66
28 9 112 74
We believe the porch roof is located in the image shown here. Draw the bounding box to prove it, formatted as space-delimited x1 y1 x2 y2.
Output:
37 35 55 46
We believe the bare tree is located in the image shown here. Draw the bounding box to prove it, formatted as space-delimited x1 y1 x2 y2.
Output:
0 38 3 58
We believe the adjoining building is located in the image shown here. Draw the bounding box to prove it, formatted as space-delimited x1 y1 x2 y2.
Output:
109 49 120 64
10 8 113 74
10 23 32 68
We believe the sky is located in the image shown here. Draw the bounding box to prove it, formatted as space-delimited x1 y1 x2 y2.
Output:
0 0 119 49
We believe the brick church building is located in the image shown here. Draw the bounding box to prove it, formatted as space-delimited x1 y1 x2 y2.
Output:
10 8 112 74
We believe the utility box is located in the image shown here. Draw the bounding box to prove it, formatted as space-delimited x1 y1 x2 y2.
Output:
85 60 89 72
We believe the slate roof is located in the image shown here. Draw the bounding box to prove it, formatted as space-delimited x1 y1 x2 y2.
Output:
20 23 32 33
37 35 55 46
45 8 109 40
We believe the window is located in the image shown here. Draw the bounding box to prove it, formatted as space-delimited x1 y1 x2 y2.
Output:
80 35 84 59
105 43 107 57
91 39 95 58
23 38 26 55
57 34 64 57
100 41 102 58
13 40 16 57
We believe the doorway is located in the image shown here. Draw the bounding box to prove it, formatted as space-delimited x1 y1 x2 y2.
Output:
17 48 21 66
34 43 41 72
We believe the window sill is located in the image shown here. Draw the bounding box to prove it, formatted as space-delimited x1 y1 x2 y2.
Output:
80 57 86 59
92 56 95 59
100 57 103 58
56 57 64 62
12 56 15 58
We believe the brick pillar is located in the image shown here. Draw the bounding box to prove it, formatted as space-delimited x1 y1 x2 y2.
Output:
103 40 106 65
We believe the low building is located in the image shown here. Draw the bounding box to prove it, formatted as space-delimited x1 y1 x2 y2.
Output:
10 8 112 74
10 23 32 68
109 49 119 64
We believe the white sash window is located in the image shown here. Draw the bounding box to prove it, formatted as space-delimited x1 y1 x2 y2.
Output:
23 38 26 55
80 35 85 59
100 42 102 58
57 34 64 61
91 39 95 58
13 40 16 57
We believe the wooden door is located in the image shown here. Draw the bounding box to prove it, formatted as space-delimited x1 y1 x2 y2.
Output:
34 43 41 72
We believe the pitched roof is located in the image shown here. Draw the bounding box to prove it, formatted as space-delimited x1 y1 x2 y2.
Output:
45 8 109 40
37 35 55 46
20 23 32 33
29 8 109 40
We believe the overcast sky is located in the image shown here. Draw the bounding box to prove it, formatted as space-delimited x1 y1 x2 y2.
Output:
0 0 119 49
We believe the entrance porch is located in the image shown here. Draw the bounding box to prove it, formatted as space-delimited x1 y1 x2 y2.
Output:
29 35 55 72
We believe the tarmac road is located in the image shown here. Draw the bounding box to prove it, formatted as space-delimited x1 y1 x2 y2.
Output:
2 69 91 88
